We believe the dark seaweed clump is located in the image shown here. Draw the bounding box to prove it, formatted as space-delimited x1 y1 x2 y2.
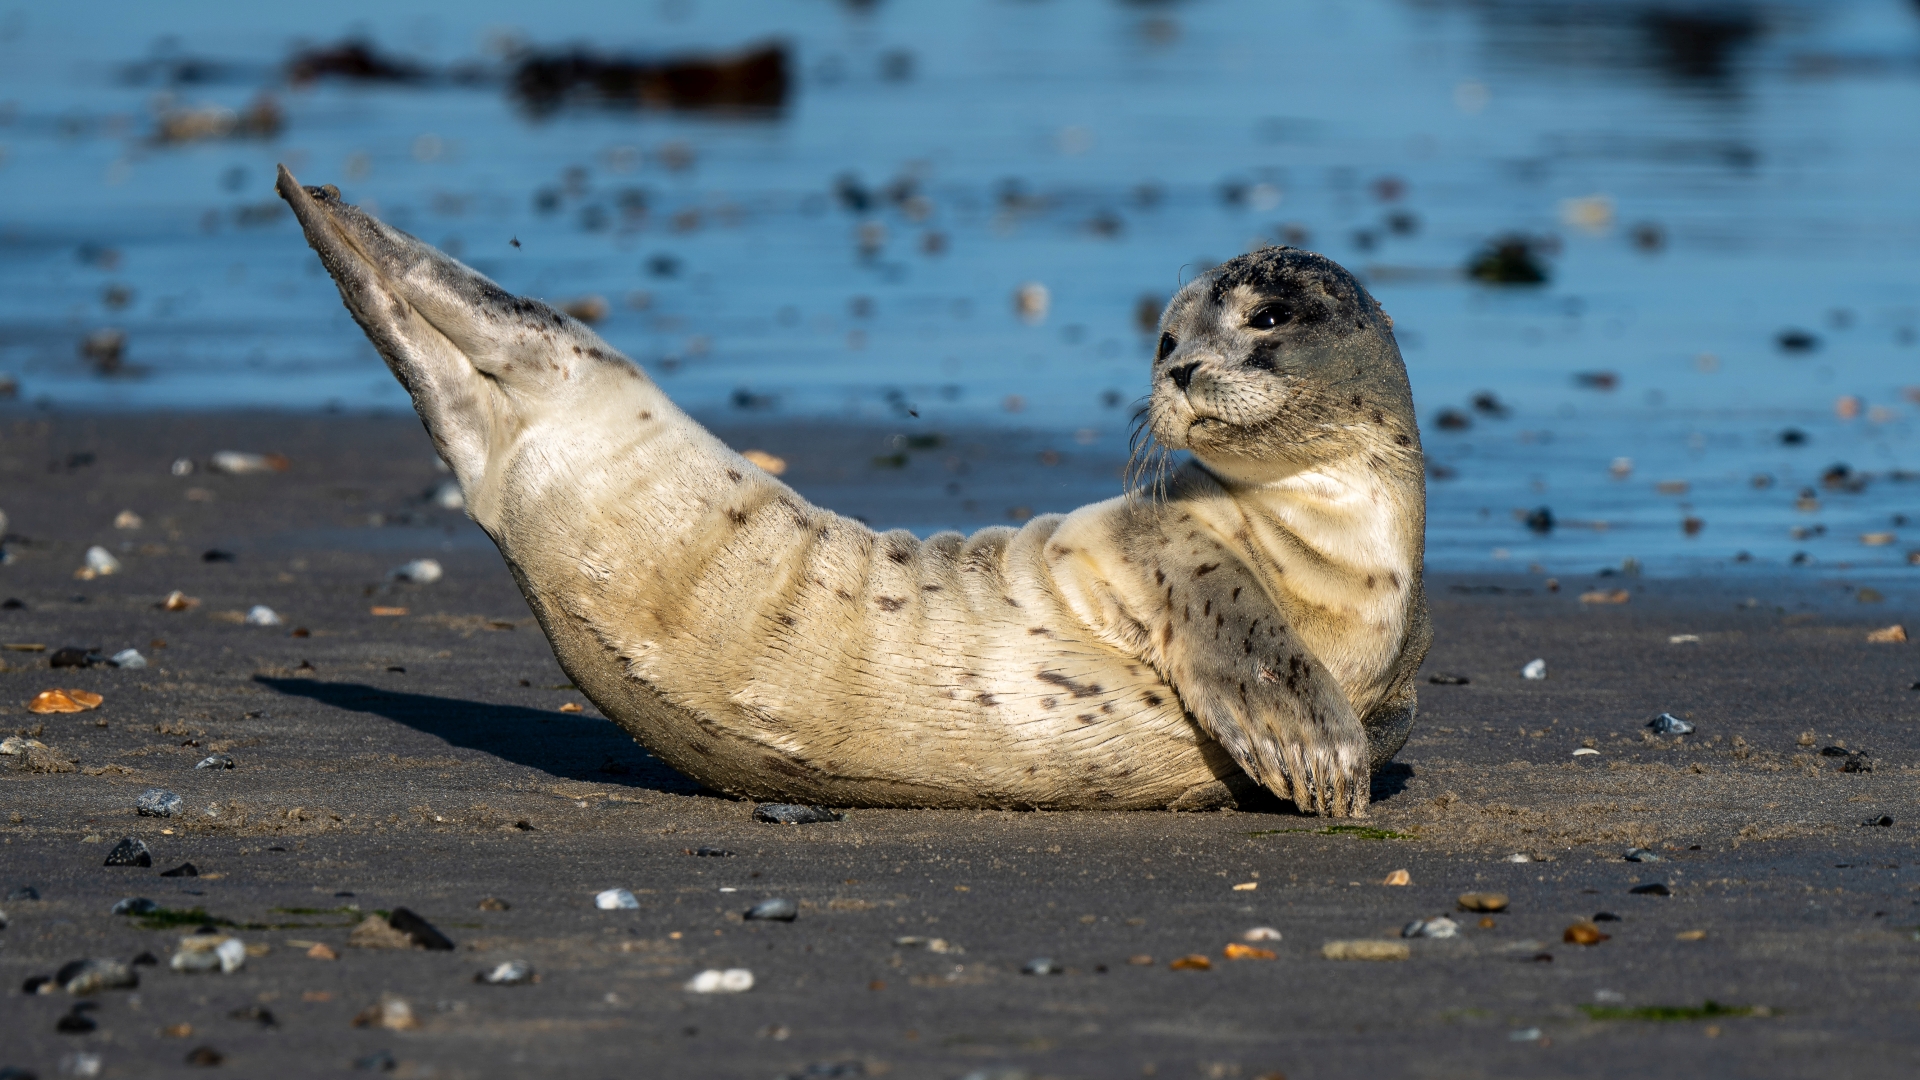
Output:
1467 235 1551 285
510 43 789 116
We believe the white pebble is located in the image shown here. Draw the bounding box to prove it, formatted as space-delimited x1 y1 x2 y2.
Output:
1520 658 1547 680
244 605 282 627
114 509 143 530
85 546 122 575
110 649 147 669
1572 747 1600 757
170 458 195 476
1505 853 1533 863
390 558 443 584
209 450 277 474
594 888 639 910
684 968 753 993
1242 926 1283 942
59 1052 103 1078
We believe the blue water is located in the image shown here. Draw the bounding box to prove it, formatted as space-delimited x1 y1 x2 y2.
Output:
1 0 1917 577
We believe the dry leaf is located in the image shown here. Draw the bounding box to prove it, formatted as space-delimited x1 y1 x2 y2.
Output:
1223 943 1275 960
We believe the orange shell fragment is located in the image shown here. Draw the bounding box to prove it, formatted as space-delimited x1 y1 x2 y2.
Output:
1169 954 1212 971
28 688 103 714
1223 943 1275 961
369 606 409 617
559 702 584 713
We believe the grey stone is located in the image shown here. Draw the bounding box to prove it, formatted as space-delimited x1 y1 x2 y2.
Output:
110 897 157 915
1648 713 1694 735
135 789 183 817
745 898 798 921
103 837 151 867
194 754 234 770
753 803 844 825
56 958 138 995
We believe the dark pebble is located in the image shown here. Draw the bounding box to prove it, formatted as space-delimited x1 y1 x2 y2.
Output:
1524 507 1554 534
1629 883 1672 896
753 804 844 825
745 898 799 922
353 1050 397 1072
55 1011 97 1034
1647 713 1694 735
1863 816 1894 827
387 907 455 950
1428 673 1470 685
131 952 158 966
229 1005 276 1027
688 845 734 857
135 789 183 817
160 862 200 878
201 549 236 563
6 886 40 901
103 837 152 867
185 1046 224 1066
49 647 94 669
111 897 158 915
1593 912 1620 922
1776 328 1820 353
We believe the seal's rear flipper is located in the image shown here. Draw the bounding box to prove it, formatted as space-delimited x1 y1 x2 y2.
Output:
276 165 645 499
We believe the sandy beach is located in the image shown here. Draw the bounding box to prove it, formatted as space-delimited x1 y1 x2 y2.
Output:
1 410 1915 1079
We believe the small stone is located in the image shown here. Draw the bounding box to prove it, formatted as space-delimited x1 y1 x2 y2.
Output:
170 933 246 974
1427 673 1470 685
56 1009 98 1034
1505 853 1534 863
1563 921 1609 946
184 1046 223 1067
159 862 199 878
1223 943 1275 960
1521 658 1547 680
1168 954 1212 970
1648 713 1694 735
352 995 418 1030
208 451 287 475
594 888 640 910
244 605 282 627
9 885 41 901
111 897 158 915
194 754 234 770
477 897 511 911
59 1051 104 1077
688 845 734 857
307 943 339 961
1402 916 1459 940
1457 892 1509 913
1593 912 1620 922
135 789 183 817
1127 954 1154 965
1509 1027 1543 1043
353 1050 397 1072
84 547 122 576
1382 869 1411 886
103 837 152 867
1320 940 1409 961
1629 883 1672 896
1242 926 1282 942
1571 747 1601 757
1021 957 1063 975
1624 848 1661 862
1863 816 1894 828
56 958 138 995
477 960 536 985
745 898 799 922
753 803 844 825
684 968 754 993
389 559 443 584
387 908 455 950
110 649 147 670
347 915 414 949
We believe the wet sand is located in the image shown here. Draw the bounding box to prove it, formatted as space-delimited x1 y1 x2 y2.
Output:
1 411 1916 1079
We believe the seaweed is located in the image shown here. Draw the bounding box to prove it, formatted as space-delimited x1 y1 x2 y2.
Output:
1580 1001 1766 1022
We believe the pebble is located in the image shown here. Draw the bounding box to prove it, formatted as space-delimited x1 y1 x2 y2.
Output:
169 933 246 974
159 862 199 878
103 837 152 867
8 885 40 901
477 897 511 910
595 888 640 910
1571 748 1600 757
687 845 734 857
1021 957 1063 975
1648 713 1694 735
60 1051 104 1076
194 754 234 770
1321 940 1410 962
753 803 844 824
353 1050 398 1071
387 908 456 950
477 960 536 985
111 649 147 669
390 558 443 584
1563 921 1609 945
1520 658 1547 680
1624 848 1661 862
684 968 754 993
352 995 418 1030
307 943 339 960
1168 954 1211 970
1505 853 1534 863
1402 916 1459 939
184 1046 224 1067
83 547 121 576
745 898 799 922
347 914 415 949
1242 926 1282 942
135 789 183 817
244 605 282 627
1509 1027 1543 1043
1456 892 1510 913
1382 869 1411 886
1629 883 1672 896
57 958 139 995
208 451 287 475
56 1008 99 1032
1863 815 1894 827
111 897 157 915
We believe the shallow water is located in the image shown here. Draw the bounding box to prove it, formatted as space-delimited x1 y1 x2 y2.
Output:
1 0 1916 577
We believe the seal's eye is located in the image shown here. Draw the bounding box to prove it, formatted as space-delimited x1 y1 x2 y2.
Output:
1155 332 1177 362
1246 303 1293 330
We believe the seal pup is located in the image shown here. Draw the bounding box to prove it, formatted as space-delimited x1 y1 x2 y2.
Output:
275 166 1429 816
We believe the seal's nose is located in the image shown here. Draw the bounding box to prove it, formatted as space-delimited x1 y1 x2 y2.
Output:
1168 362 1200 390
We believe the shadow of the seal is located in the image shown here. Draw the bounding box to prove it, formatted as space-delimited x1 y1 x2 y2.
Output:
253 676 702 795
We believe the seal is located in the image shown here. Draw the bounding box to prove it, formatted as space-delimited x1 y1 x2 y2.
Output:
275 165 1430 816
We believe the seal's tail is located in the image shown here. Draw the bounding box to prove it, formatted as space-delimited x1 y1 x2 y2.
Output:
276 165 648 498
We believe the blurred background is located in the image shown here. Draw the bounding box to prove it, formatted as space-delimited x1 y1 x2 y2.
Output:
0 0 1916 575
